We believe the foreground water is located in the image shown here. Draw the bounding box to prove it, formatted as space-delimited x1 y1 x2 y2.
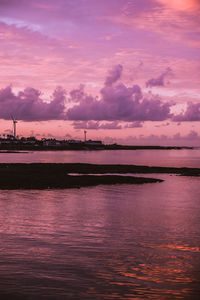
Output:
0 150 200 299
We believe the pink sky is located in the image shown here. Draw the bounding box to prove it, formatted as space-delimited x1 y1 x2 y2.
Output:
0 0 200 145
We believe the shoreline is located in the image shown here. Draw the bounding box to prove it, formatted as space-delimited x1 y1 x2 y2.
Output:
0 145 194 152
0 163 200 190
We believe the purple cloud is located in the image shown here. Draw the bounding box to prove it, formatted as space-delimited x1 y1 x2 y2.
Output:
172 102 200 121
0 65 192 124
0 86 66 121
67 78 172 122
69 84 85 103
146 67 173 88
104 64 123 86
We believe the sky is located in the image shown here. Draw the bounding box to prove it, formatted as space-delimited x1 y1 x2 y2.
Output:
0 0 200 145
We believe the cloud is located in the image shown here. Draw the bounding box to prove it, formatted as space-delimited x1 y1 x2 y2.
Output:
0 64 171 123
73 121 100 130
104 64 123 86
106 130 200 146
72 120 122 130
172 102 200 121
67 68 172 122
3 128 12 134
1 64 198 124
124 121 143 128
154 122 170 127
69 84 87 103
100 121 122 129
65 133 72 139
146 67 173 88
0 85 66 121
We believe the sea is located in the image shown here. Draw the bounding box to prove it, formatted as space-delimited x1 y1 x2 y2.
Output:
0 149 200 299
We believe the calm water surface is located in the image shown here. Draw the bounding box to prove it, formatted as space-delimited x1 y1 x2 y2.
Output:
0 150 200 299
0 149 200 167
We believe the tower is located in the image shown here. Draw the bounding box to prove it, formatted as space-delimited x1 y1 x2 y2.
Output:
84 130 87 142
11 115 18 139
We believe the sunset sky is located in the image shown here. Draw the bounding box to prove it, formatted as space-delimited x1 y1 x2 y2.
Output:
0 0 200 145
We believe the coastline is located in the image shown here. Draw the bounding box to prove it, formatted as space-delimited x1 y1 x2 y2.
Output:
0 163 200 189
0 145 194 151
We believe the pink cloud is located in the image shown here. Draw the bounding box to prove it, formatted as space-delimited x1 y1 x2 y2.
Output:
99 121 122 129
73 121 100 130
124 121 143 128
72 120 122 130
154 122 170 127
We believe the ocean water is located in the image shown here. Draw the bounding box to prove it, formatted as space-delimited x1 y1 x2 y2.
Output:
0 150 200 299
0 148 200 167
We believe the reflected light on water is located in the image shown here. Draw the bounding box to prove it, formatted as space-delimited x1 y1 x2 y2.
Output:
0 173 200 299
153 243 200 253
0 149 200 167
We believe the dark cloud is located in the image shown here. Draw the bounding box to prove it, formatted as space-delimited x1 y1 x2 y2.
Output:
172 102 200 121
0 86 66 121
146 67 173 88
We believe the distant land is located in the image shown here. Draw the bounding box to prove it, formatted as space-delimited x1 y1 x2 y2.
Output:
0 135 193 151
